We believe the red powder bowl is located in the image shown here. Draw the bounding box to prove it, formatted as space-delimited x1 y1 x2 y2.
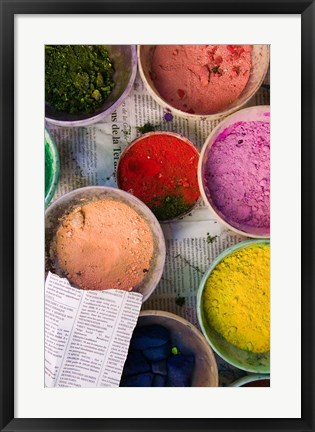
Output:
230 374 270 387
241 379 270 387
117 131 200 221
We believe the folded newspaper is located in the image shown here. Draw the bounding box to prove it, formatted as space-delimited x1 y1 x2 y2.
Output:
45 272 142 387
46 70 270 386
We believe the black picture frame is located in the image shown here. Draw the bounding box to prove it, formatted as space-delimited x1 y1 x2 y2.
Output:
0 1 314 431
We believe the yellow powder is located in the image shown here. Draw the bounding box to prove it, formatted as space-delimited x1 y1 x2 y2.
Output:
203 244 270 353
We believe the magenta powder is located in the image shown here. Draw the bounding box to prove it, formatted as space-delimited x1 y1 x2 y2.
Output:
204 120 270 235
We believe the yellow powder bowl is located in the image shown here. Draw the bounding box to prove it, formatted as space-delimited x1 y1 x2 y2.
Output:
197 239 270 373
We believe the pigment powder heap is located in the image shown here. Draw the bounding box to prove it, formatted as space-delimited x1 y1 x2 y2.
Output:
55 199 154 291
120 325 195 387
203 118 270 236
241 379 270 387
45 45 115 115
45 139 53 199
202 243 270 353
117 133 200 221
150 45 252 114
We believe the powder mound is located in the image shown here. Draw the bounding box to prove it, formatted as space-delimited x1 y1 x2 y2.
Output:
204 120 270 235
117 134 200 220
203 244 270 353
55 199 154 291
151 45 252 114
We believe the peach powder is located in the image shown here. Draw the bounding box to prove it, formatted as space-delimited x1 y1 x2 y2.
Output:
56 199 154 291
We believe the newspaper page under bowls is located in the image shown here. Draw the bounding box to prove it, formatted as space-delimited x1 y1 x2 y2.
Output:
46 69 270 386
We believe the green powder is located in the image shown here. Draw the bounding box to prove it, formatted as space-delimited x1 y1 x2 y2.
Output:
45 140 53 197
150 194 192 221
45 45 115 114
136 122 157 134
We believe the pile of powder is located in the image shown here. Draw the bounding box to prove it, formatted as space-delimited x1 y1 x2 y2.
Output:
203 243 270 353
242 379 270 387
151 45 252 114
204 120 270 235
117 133 200 221
55 199 154 291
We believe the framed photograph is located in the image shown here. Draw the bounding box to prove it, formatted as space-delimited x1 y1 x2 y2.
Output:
0 1 314 431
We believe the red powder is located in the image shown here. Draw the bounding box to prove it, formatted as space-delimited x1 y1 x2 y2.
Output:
117 133 200 221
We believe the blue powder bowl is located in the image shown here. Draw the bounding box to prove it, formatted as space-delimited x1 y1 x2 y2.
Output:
135 310 219 386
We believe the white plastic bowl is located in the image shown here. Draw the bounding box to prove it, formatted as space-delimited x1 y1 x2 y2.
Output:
230 374 270 387
45 186 166 302
138 45 269 121
45 128 60 207
197 239 270 373
116 131 201 222
136 310 219 387
198 105 270 238
45 45 137 127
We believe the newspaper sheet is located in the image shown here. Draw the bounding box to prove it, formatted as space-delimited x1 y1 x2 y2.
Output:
47 70 270 385
45 272 142 387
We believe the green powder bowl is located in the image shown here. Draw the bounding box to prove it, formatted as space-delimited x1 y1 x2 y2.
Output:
197 239 270 373
45 128 60 207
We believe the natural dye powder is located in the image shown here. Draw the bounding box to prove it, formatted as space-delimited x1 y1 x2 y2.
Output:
55 199 154 291
45 133 59 206
45 140 53 199
204 119 270 235
117 133 200 221
242 379 270 387
45 45 115 115
120 325 195 387
151 45 251 114
203 243 270 353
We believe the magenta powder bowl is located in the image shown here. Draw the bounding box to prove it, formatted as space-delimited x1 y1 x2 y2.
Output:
198 106 270 238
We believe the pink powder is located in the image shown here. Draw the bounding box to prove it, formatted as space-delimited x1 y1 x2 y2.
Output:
204 121 270 235
151 45 251 114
